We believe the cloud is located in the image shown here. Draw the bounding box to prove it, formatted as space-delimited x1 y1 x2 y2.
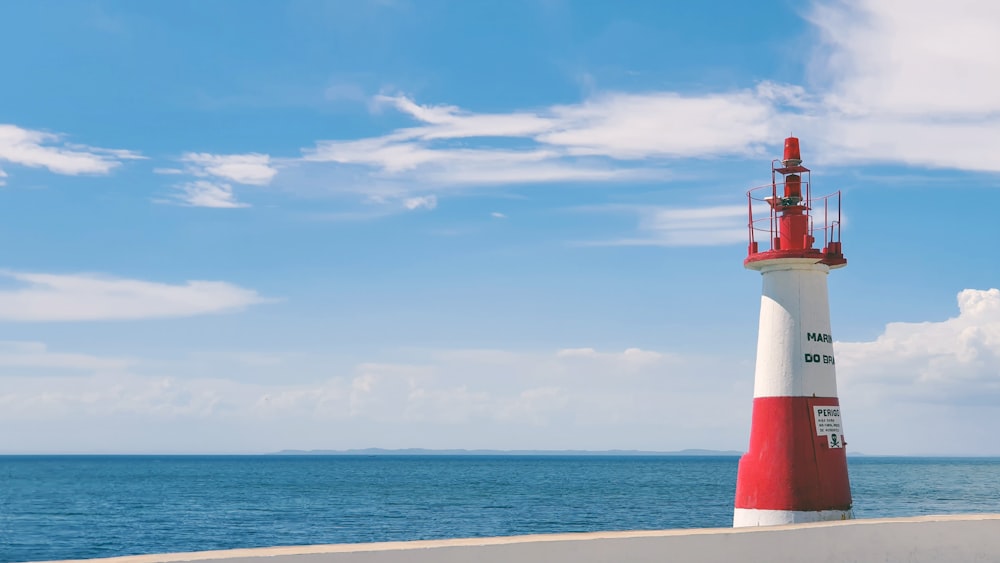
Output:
146 0 1000 226
303 87 788 178
5 284 1000 455
159 153 278 208
538 89 781 159
0 271 269 321
810 0 1000 117
0 345 748 453
312 2 1000 183
167 180 249 208
287 87 789 215
575 204 755 247
836 288 1000 454
491 212 507 219
0 341 131 372
0 124 141 180
837 288 1000 403
180 152 277 186
403 195 437 210
802 0 1000 171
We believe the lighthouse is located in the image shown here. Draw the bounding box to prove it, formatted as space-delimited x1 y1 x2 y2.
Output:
733 137 853 527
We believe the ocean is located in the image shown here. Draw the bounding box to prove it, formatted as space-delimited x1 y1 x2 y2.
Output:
2 455 999 563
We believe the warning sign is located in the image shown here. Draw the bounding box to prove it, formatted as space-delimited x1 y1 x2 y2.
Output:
813 406 843 436
814 406 844 449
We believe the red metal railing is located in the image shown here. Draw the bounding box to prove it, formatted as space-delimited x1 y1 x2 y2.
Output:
746 180 842 255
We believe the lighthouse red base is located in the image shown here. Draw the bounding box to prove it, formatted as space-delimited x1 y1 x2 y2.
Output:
735 396 852 512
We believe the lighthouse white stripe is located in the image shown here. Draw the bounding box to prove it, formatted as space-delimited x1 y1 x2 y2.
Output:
733 508 854 527
750 259 840 398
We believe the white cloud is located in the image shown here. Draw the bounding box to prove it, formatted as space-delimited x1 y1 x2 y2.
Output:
169 180 249 208
539 88 781 159
374 94 556 139
180 152 277 185
403 195 437 210
811 0 1000 117
0 345 748 453
576 204 754 247
297 89 779 199
0 271 268 321
150 0 1000 226
491 212 507 219
0 124 141 178
5 285 1000 455
838 288 1000 402
302 136 640 186
160 153 277 208
0 341 131 372
836 288 1000 454
803 0 1000 171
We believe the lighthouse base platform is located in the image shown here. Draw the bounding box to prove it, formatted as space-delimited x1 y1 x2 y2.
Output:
733 507 854 527
39 514 1000 563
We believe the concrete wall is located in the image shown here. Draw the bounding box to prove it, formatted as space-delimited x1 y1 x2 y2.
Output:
45 514 1000 563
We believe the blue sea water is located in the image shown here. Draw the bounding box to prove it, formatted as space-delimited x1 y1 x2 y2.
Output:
2 455 999 563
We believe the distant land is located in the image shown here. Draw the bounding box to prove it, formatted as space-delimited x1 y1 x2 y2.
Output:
270 448 745 456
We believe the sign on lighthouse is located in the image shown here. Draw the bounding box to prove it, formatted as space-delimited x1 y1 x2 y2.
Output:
733 137 854 527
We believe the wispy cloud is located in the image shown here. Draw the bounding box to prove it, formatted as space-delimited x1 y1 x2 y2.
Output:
0 271 269 321
575 204 754 247
180 152 278 185
299 87 784 193
0 341 131 372
159 152 278 208
167 180 249 209
403 195 437 210
0 124 142 183
152 0 1000 221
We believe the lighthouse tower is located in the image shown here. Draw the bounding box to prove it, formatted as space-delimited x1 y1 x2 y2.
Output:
733 137 853 527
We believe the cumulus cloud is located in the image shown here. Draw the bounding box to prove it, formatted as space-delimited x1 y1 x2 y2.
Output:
0 124 141 180
836 288 1000 454
838 288 1000 402
0 271 269 321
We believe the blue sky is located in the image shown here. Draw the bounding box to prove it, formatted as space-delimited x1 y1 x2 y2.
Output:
1 0 999 455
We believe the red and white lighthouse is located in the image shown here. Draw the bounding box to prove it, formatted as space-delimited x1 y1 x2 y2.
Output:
733 137 853 527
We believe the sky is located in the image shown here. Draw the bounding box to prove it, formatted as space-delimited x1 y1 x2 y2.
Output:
0 0 999 455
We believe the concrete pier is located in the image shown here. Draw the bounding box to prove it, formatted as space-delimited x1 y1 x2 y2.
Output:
38 514 1000 563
